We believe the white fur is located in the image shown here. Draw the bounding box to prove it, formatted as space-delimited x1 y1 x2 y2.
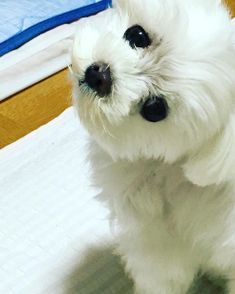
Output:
71 0 235 293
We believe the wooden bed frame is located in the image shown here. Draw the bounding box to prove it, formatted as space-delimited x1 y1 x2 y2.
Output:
0 1 234 148
0 70 71 148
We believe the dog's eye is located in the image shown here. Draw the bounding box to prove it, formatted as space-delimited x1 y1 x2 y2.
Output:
140 96 169 122
124 25 151 49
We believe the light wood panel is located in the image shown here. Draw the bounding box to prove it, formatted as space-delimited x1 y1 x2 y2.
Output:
0 70 72 148
0 1 234 148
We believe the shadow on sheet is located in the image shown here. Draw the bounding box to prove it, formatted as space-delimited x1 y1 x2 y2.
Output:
64 244 227 294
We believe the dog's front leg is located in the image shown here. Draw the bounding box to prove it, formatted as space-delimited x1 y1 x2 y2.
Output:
132 261 196 294
119 235 197 294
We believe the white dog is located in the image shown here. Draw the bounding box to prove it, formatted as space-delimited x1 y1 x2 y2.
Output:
71 0 235 293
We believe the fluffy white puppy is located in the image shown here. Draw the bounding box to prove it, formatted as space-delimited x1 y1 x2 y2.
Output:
71 0 235 293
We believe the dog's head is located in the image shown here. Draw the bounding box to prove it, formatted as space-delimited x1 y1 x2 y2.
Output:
71 0 235 186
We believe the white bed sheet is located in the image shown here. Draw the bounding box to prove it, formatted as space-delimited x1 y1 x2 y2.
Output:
0 107 133 294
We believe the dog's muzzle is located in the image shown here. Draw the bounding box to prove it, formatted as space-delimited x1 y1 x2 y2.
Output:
84 63 112 97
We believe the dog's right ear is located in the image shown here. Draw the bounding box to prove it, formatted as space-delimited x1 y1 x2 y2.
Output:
182 114 235 187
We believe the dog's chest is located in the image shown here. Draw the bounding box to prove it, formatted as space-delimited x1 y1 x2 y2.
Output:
98 159 187 219
96 158 230 243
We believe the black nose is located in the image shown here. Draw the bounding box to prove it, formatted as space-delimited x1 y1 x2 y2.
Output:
84 63 112 97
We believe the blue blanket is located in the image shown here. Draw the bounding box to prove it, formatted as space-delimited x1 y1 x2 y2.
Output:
0 0 111 56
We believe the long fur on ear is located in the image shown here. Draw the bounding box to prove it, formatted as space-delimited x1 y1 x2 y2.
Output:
183 114 235 187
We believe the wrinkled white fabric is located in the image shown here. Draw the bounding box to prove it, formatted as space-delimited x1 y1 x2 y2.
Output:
0 107 133 294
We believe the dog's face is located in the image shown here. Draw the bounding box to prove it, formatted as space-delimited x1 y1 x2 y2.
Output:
72 0 235 172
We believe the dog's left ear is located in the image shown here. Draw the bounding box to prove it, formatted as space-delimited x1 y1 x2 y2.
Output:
183 114 235 187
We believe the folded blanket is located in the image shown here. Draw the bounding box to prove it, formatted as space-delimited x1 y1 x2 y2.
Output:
0 0 111 56
0 10 109 101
